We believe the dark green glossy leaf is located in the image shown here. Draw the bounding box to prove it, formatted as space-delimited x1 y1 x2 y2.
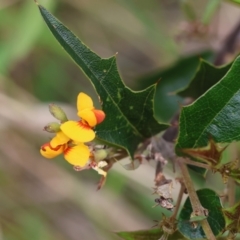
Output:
178 189 225 239
116 228 187 240
137 52 214 122
176 56 240 153
177 60 231 99
37 4 168 158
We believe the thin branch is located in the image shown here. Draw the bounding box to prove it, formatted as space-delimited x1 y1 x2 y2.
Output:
170 180 185 221
178 157 216 240
228 143 238 206
180 157 212 169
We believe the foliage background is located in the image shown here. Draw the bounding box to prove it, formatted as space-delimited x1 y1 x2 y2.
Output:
1 0 240 239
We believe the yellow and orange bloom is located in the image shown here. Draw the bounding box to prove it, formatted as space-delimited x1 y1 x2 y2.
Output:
77 92 105 127
40 92 107 178
60 120 95 143
50 131 70 148
40 142 66 159
60 92 105 142
40 141 91 167
64 143 90 166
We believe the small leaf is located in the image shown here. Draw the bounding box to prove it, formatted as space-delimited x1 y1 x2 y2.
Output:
177 60 231 99
222 200 240 235
178 189 225 239
228 168 240 184
181 138 227 167
37 5 168 158
176 56 240 153
217 159 240 184
116 228 186 240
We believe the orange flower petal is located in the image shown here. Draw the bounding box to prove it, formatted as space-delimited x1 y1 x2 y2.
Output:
50 131 70 148
77 92 94 112
64 143 90 166
78 109 97 127
92 109 105 124
60 120 95 142
40 143 65 159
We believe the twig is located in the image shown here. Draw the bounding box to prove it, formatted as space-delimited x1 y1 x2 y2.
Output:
178 157 216 240
227 143 238 206
228 178 235 207
180 157 212 169
170 180 185 221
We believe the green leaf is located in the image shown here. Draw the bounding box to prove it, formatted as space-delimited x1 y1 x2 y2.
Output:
137 52 214 122
176 56 240 153
222 200 240 235
177 60 232 99
178 189 225 239
224 0 240 5
116 228 187 240
37 4 168 158
201 0 221 25
0 0 56 74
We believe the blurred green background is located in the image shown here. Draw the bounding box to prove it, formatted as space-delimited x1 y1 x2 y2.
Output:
1 0 240 239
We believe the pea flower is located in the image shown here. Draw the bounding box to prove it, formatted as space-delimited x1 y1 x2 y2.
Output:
60 92 105 143
40 92 108 178
41 142 91 166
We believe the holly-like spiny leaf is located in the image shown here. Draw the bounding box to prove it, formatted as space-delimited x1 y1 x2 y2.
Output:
178 189 225 239
176 56 240 154
177 60 232 99
37 4 169 158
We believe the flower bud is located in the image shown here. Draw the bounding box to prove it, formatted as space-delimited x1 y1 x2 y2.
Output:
93 149 108 162
49 104 68 122
92 109 105 124
44 122 61 133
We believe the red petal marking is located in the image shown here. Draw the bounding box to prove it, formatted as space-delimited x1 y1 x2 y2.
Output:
41 142 63 151
77 120 92 129
63 146 72 155
92 110 105 124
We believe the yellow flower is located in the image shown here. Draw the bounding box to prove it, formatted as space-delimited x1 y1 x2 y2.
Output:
40 142 66 159
60 120 95 143
40 92 106 170
40 141 90 167
64 143 90 166
50 131 70 148
60 92 105 142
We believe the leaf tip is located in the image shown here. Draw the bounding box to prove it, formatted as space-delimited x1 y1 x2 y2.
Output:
155 78 161 85
34 0 39 5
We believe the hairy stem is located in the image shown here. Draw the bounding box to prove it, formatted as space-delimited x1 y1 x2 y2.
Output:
178 157 216 240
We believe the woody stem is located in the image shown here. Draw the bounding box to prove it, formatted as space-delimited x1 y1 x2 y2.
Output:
178 157 216 240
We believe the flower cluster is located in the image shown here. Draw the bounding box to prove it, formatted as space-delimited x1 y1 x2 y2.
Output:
40 92 108 177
